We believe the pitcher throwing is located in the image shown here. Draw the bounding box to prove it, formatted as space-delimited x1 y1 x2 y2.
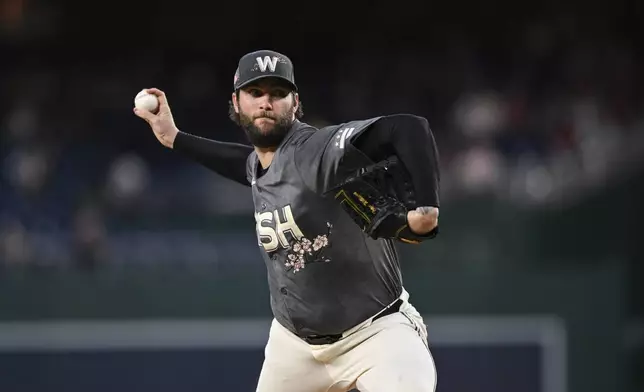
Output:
134 49 441 392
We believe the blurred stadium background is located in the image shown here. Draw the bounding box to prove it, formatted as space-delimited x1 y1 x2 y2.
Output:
0 0 641 391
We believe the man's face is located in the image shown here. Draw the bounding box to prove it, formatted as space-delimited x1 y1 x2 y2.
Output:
233 78 299 149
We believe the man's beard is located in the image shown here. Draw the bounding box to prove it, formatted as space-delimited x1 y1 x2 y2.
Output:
239 110 294 149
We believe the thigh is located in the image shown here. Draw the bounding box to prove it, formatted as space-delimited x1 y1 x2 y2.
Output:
255 320 333 392
351 315 437 392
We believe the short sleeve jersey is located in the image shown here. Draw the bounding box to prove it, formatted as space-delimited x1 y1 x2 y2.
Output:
246 118 404 338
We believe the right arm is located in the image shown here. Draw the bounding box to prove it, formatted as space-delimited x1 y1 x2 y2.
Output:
173 132 253 186
133 88 253 187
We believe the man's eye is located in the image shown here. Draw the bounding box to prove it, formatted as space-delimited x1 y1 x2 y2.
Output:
273 90 288 98
250 89 263 97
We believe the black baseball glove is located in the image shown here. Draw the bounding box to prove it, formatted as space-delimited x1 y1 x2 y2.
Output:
327 156 437 244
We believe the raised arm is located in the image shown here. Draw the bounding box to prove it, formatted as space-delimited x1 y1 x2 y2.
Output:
133 88 253 186
173 132 253 186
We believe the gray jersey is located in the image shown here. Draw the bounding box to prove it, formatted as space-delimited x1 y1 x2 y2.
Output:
246 119 404 338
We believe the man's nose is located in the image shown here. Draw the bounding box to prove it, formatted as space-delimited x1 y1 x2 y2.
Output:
258 94 273 110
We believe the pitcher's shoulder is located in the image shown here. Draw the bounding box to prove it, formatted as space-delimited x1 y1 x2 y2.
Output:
285 121 322 145
286 118 385 154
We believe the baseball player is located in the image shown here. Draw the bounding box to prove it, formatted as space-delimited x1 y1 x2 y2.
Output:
134 50 441 392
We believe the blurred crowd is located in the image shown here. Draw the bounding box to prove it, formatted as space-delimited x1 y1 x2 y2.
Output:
0 8 642 270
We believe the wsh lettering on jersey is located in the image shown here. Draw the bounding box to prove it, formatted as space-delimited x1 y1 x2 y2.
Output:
254 205 333 273
255 205 304 252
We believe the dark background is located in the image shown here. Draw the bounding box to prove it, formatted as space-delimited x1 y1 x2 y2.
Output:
1 0 641 391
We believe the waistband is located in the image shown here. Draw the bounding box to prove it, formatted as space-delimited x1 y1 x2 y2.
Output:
303 289 409 345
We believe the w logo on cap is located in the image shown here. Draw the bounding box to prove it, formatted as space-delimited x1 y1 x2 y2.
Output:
256 56 278 72
233 50 297 91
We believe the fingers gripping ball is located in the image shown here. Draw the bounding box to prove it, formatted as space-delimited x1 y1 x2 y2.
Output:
134 89 159 114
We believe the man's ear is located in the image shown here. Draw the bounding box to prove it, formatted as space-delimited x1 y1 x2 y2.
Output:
293 92 300 113
232 92 240 114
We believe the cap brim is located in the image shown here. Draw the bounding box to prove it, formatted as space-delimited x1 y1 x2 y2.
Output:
235 75 297 92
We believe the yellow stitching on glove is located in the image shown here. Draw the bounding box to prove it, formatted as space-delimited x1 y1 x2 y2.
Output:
335 190 371 223
353 192 376 214
395 224 421 244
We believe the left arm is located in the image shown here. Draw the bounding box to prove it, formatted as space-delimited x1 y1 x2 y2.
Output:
351 114 440 235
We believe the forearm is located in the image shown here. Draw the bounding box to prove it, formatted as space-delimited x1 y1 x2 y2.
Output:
353 114 440 208
173 131 254 186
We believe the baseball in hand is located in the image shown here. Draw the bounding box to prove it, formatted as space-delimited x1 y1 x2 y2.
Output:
134 90 159 113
